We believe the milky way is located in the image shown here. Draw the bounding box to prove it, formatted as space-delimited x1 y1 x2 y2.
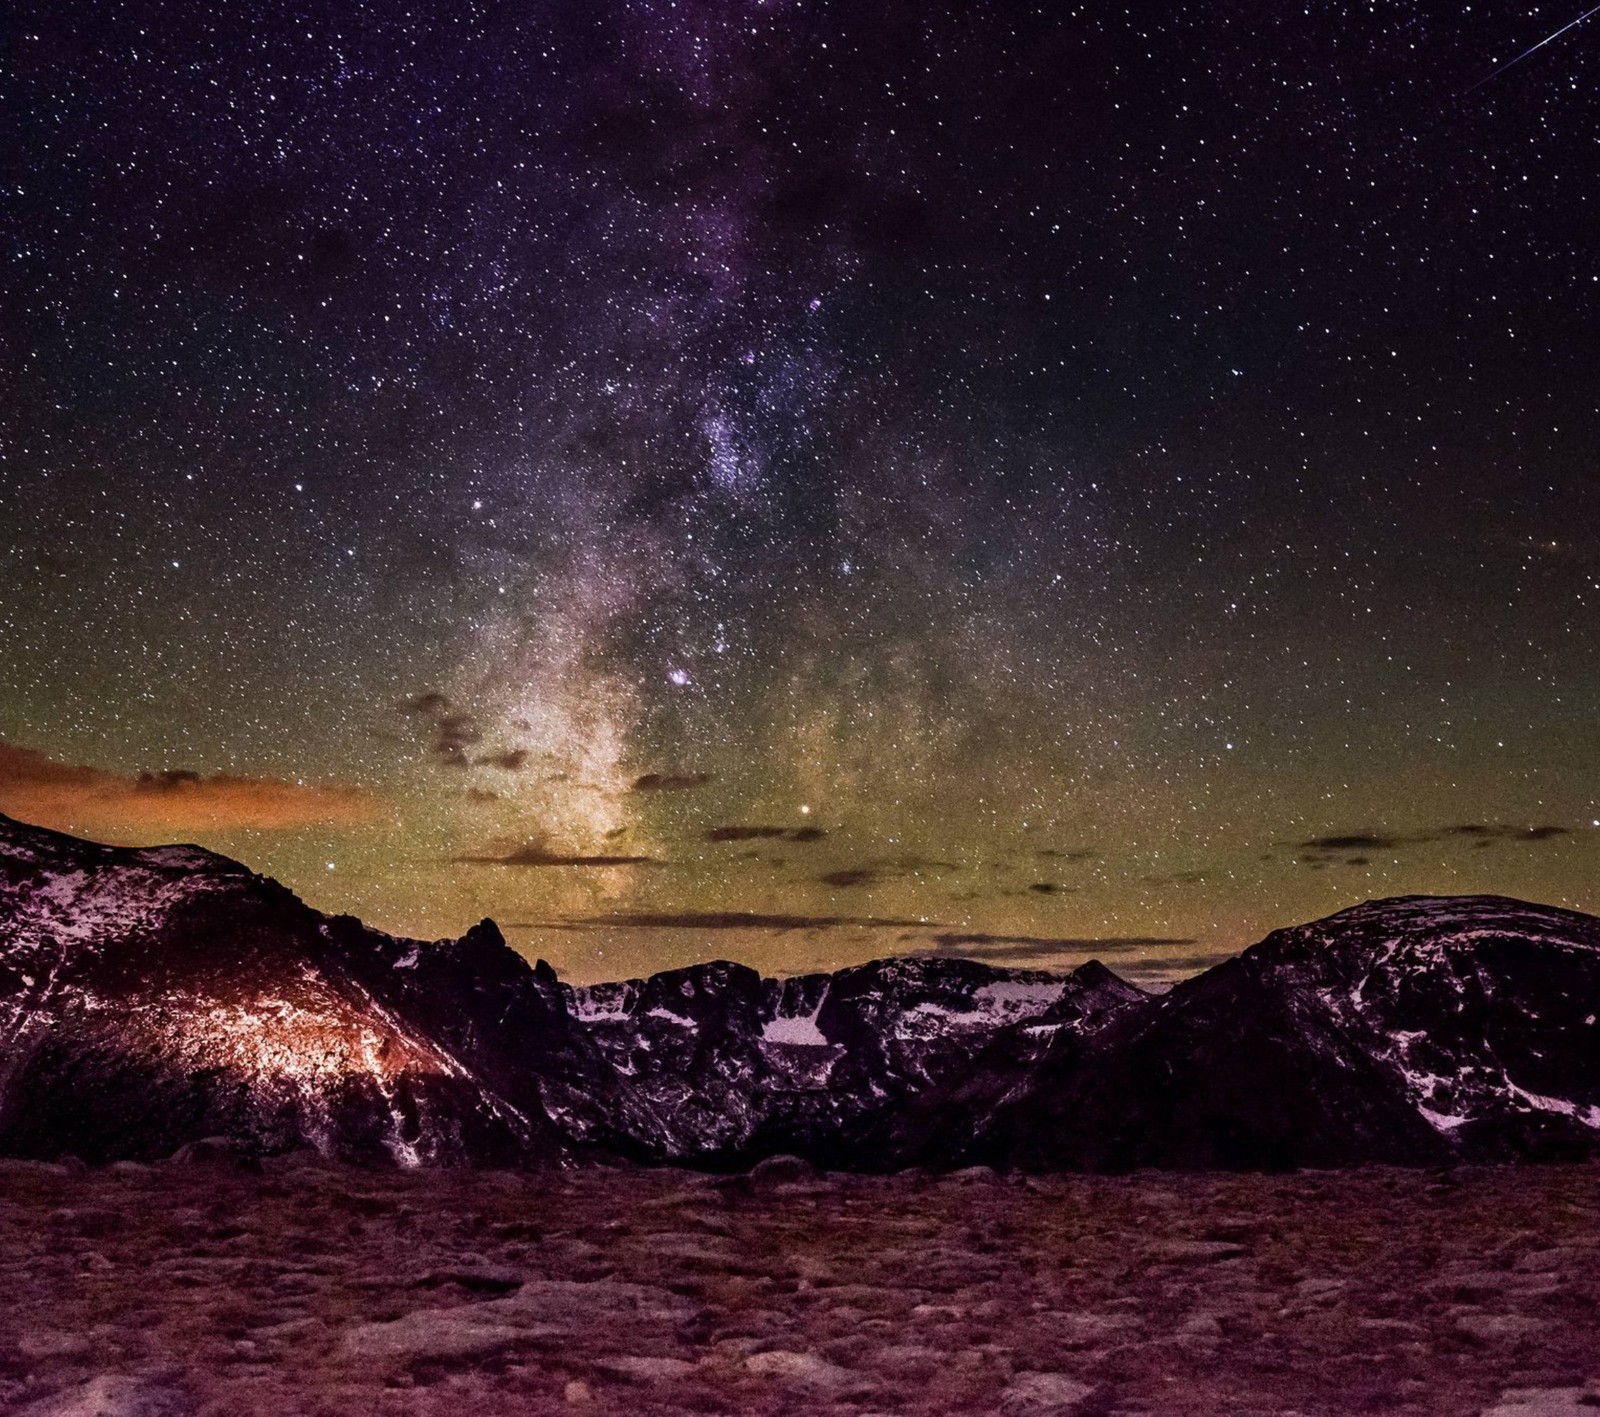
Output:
3 1 1597 980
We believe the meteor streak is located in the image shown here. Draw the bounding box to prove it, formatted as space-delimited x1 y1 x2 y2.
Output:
1464 2 1600 92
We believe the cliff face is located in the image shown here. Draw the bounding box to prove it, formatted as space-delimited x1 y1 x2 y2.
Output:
561 954 1146 1166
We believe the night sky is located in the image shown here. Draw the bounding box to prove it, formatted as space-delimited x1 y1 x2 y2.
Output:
4 1 1598 985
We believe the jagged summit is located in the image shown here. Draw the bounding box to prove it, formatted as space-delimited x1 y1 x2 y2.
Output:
558 950 1141 1167
2 814 1598 1172
0 814 1123 1168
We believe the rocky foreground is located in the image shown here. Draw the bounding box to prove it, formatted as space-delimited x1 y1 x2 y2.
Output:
2 1155 1598 1417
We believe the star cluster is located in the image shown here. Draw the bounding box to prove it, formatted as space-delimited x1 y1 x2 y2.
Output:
3 1 1597 981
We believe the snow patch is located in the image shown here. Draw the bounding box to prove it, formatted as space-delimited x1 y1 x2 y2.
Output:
133 845 223 872
973 980 1066 1019
1506 1080 1600 1128
762 981 832 1047
568 982 638 1023
762 1013 830 1046
574 999 631 1023
1418 1105 1471 1133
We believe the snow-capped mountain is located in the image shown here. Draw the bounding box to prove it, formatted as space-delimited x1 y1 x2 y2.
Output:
0 814 1113 1167
4 813 1599 1171
882 894 1600 1172
0 813 586 1165
562 955 1144 1165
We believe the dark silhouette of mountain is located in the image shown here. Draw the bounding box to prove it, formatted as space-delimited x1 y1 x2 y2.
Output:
875 895 1600 1171
3 813 1599 1171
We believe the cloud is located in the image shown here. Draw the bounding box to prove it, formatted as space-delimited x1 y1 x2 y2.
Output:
631 772 713 792
404 692 479 765
915 932 1197 967
457 841 656 867
511 914 1207 980
524 910 933 932
1458 823 1569 842
820 867 881 888
1114 948 1243 987
1036 848 1097 862
706 824 828 843
819 856 961 889
1294 823 1576 862
925 931 1195 955
1028 882 1073 895
431 714 482 766
473 748 530 771
406 691 532 770
1300 832 1404 852
0 742 375 836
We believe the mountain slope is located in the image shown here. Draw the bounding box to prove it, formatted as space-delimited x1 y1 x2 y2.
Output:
886 895 1600 1171
563 954 1145 1165
5 814 1599 1171
0 814 579 1164
0 814 1110 1167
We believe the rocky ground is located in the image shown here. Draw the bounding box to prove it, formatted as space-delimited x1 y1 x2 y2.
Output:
2 1156 1598 1417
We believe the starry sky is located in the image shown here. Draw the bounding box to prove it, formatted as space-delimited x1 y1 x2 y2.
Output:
3 1 1598 985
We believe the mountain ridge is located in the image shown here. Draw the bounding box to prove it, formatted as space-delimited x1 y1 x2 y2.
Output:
3 812 1598 1172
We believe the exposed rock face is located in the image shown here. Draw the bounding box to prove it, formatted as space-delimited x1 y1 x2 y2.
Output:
887 895 1600 1171
0 814 579 1166
562 955 1146 1165
0 814 1126 1167
4 812 1600 1171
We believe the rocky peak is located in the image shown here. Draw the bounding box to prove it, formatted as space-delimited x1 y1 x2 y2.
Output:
5 814 1600 1173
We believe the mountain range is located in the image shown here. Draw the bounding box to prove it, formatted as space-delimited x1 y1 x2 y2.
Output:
3 812 1598 1171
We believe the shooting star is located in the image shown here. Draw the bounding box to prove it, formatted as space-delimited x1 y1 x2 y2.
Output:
1465 2 1600 92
